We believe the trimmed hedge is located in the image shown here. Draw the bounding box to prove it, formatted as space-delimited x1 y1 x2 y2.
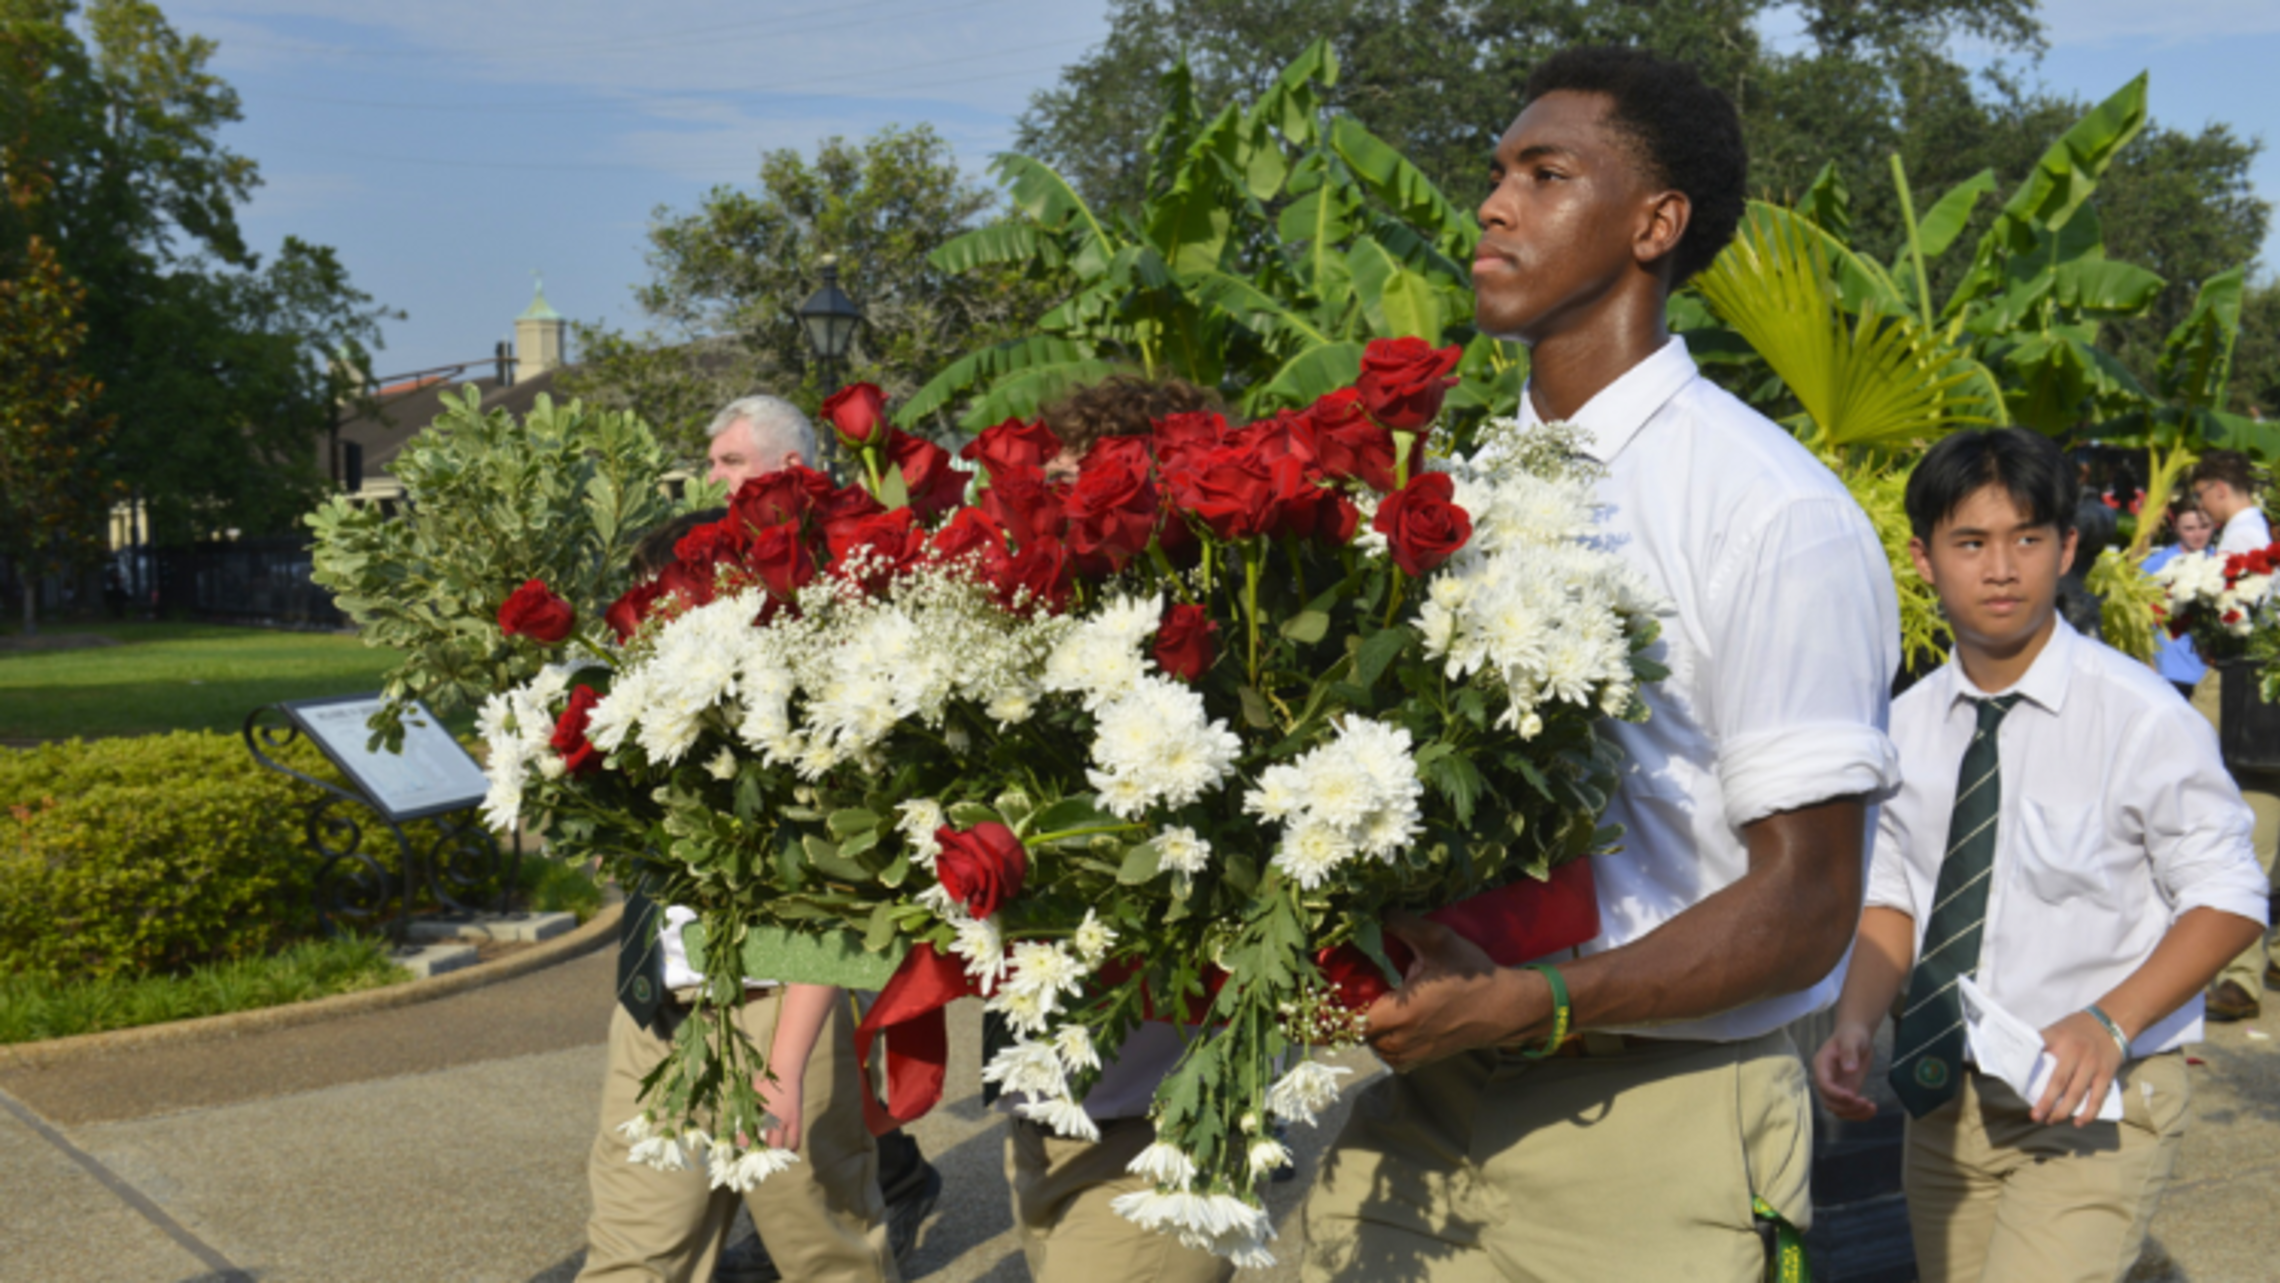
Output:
1 732 435 982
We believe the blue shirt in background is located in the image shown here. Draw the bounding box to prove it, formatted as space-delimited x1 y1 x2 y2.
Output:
2143 543 2209 688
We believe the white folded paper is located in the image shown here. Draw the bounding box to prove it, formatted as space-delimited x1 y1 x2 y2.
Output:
1957 975 2124 1122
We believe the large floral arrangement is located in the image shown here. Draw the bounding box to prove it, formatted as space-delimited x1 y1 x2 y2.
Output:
480 340 1662 1265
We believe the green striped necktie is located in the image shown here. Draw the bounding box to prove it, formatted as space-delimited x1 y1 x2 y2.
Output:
1889 693 2024 1118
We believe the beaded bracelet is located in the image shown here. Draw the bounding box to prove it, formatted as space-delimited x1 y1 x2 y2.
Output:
2086 1004 2132 1060
1517 963 1572 1060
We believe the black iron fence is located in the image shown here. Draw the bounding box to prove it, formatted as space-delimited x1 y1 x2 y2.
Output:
149 537 348 629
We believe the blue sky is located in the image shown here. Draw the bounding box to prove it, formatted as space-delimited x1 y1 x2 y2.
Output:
174 0 2280 378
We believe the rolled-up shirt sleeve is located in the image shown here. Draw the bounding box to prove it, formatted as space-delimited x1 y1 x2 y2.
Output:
1707 495 1903 830
1865 799 1919 917
2126 702 2270 922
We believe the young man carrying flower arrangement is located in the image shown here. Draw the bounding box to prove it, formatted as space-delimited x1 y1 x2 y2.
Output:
1813 428 2265 1282
1299 47 1901 1281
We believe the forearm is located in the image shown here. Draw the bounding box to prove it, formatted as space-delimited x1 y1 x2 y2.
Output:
2095 907 2264 1041
765 983 841 1085
1831 906 1914 1033
1488 798 1870 1039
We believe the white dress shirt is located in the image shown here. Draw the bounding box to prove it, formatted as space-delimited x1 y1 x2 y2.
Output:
1867 620 2268 1054
1519 337 1904 1041
2218 506 2272 556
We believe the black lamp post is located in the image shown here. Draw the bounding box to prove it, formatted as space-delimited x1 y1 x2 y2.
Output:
796 255 864 398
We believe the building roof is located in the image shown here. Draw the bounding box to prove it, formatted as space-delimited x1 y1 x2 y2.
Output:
324 364 572 489
517 278 564 323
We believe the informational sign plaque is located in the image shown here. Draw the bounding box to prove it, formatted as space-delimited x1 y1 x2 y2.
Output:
283 693 491 823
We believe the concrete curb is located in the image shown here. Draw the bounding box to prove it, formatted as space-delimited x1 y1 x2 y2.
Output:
0 903 621 1071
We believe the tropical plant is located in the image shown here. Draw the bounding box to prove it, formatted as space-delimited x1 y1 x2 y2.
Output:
902 42 1524 436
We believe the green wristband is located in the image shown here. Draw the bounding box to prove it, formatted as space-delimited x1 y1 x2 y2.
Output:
1518 963 1571 1060
2086 1005 2132 1060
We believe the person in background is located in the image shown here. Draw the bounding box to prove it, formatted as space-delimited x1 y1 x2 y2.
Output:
2143 503 2215 699
1038 373 1222 482
2182 450 2280 1022
707 396 817 491
1814 427 2266 1283
2190 449 2271 556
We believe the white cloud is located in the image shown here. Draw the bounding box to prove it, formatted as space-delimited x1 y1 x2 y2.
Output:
2038 0 2280 46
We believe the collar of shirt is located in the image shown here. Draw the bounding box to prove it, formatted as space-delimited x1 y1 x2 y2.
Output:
1515 336 1698 463
1941 617 2078 721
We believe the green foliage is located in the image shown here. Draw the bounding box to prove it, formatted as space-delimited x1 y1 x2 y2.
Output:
0 236 114 633
306 390 708 748
0 934 405 1043
1 1 394 544
564 124 1055 454
911 43 1524 432
2086 547 2162 663
0 731 413 982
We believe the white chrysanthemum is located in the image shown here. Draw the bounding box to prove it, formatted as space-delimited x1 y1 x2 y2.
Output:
1005 941 1087 1001
1247 1137 1294 1179
949 915 1007 992
1041 594 1162 709
1015 1095 1101 1142
1084 677 1242 819
989 984 1053 1034
981 1038 1067 1098
896 798 946 868
1274 822 1356 891
1266 1060 1352 1127
708 1141 800 1192
1125 1140 1199 1191
1109 1189 1275 1263
1155 826 1211 876
1072 910 1118 966
1243 765 1305 823
1054 1023 1101 1074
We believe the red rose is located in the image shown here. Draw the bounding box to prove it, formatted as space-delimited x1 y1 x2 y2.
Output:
1165 442 1279 541
930 506 1007 565
745 520 817 599
1309 388 1422 492
604 578 666 642
826 508 926 592
982 464 1068 549
1373 472 1473 575
1152 410 1226 471
549 685 603 775
885 429 969 519
499 579 575 643
1065 456 1160 570
809 479 886 530
1266 458 1356 544
934 821 1029 919
981 538 1072 615
1153 602 1218 680
730 467 831 531
1356 337 1463 432
821 382 890 450
1229 409 1318 469
1082 434 1156 476
657 559 718 610
673 519 747 570
961 417 1064 480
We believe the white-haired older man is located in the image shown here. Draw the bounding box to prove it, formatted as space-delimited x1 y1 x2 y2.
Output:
707 395 820 491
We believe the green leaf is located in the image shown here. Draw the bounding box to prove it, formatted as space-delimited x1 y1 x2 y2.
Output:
1026 794 1119 840
1914 169 1997 260
1238 685 1275 729
947 801 999 828
1347 235 1444 340
1118 841 1163 884
827 808 881 841
1280 609 1330 644
802 834 873 883
1355 624 1413 689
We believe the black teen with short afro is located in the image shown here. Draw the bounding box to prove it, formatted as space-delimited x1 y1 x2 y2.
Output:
1522 46 1749 285
1903 428 2079 543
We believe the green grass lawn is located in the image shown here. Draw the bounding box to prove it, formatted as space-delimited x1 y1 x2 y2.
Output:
0 936 410 1044
0 620 407 740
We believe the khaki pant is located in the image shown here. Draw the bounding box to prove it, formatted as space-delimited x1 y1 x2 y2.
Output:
2187 676 2278 997
1006 1115 1233 1283
1300 1031 1810 1282
1904 1052 2191 1283
577 995 897 1283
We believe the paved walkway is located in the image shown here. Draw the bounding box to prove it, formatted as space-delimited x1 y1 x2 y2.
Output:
1 946 2274 1282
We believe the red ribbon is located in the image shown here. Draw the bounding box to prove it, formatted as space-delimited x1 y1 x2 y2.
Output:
853 942 974 1136
1314 859 1601 1011
852 860 1601 1132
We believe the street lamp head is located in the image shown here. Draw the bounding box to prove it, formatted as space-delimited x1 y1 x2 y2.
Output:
797 256 864 362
